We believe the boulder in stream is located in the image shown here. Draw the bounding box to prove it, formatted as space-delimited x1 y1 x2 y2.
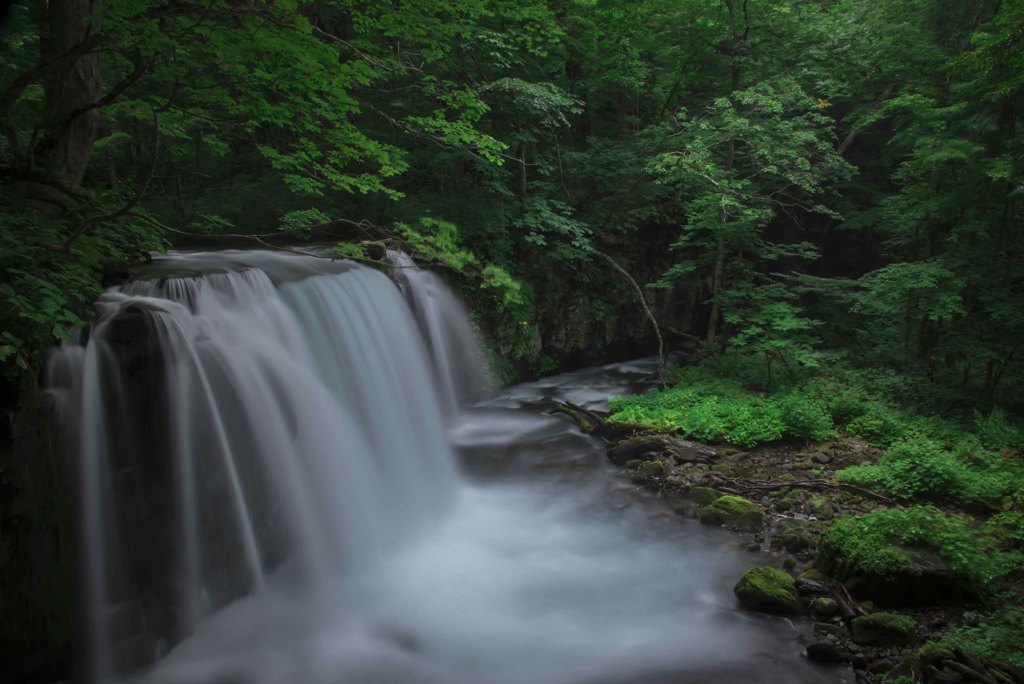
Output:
850 612 917 646
734 566 801 614
699 495 766 531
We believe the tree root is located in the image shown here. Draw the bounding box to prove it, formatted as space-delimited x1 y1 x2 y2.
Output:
704 473 895 504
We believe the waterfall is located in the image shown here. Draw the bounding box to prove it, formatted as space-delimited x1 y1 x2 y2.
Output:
46 250 483 680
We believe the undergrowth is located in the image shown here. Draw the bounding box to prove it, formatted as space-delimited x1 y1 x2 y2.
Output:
818 506 1022 588
607 376 833 447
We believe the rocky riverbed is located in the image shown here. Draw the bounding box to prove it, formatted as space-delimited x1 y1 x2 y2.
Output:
578 421 1024 684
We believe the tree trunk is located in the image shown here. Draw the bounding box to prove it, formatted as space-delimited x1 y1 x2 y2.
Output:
39 0 103 190
706 227 726 350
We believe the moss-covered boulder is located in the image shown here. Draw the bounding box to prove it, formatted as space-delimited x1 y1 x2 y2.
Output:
851 612 916 646
810 597 838 616
733 566 801 614
630 460 665 483
689 486 722 506
770 526 817 554
699 496 766 531
817 508 968 605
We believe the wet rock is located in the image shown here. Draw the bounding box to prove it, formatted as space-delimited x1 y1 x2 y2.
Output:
733 566 800 615
794 577 831 596
797 568 826 582
814 622 847 639
851 612 916 646
630 460 665 483
770 526 817 554
698 496 766 531
806 642 845 664
811 598 839 616
868 657 898 674
817 542 964 606
688 486 721 506
811 452 832 465
607 436 714 466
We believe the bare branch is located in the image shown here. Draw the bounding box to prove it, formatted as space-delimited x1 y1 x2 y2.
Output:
63 108 161 251
594 250 669 387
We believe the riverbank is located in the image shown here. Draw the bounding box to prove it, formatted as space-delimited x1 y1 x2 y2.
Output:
585 363 1024 684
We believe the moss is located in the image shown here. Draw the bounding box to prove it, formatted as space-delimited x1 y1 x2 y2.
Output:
623 459 643 469
631 459 665 483
811 597 838 615
699 495 766 531
818 506 1017 591
798 568 826 582
771 526 817 554
851 612 916 645
733 566 800 614
689 486 722 506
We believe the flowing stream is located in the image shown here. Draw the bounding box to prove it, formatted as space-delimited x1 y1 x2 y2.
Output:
48 250 847 684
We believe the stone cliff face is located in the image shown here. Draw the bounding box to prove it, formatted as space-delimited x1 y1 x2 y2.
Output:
492 227 700 379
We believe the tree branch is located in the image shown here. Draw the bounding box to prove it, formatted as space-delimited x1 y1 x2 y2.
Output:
63 108 160 251
0 33 108 116
594 250 668 387
46 55 159 143
836 82 897 157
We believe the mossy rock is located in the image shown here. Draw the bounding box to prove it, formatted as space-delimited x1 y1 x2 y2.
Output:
689 486 722 506
798 568 826 582
851 612 916 646
770 526 817 554
699 496 766 531
734 566 801 615
631 460 665 483
810 597 838 616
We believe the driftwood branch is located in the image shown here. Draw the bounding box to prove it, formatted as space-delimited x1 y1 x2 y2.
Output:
550 401 647 442
593 250 668 387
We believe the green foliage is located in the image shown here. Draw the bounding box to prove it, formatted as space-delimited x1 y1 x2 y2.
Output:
973 408 1024 452
837 438 1024 506
773 392 836 441
608 379 834 447
927 610 1024 668
0 198 164 382
819 506 1021 587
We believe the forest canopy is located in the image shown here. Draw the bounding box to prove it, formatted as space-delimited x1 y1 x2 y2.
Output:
0 0 1021 410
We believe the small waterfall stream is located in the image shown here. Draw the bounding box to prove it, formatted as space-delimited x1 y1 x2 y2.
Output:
48 249 846 684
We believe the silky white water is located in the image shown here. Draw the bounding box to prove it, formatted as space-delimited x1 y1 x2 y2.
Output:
48 251 844 684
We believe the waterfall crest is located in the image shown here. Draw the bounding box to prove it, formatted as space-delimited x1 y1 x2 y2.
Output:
47 250 482 680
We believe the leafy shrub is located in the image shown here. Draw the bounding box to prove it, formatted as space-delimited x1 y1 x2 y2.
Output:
802 376 871 425
973 408 1024 452
818 506 1021 587
927 610 1024 668
723 401 784 447
838 438 1024 505
845 406 913 447
773 391 835 440
608 380 832 447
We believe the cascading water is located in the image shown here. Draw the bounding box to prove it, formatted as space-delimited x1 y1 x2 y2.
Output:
49 249 846 684
47 250 468 680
